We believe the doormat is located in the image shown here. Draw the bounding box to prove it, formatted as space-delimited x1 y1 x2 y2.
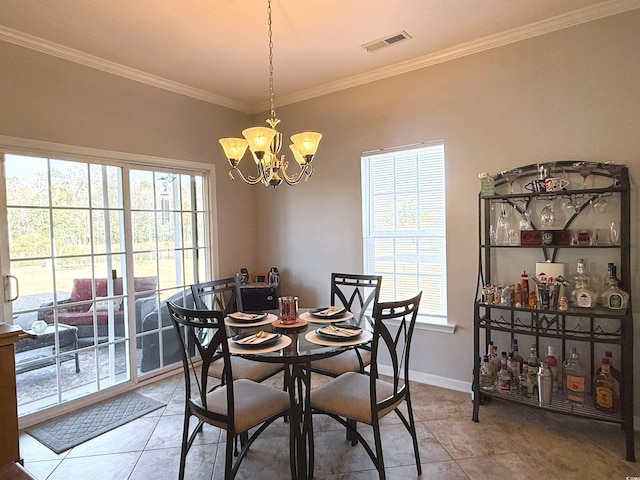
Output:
26 391 165 454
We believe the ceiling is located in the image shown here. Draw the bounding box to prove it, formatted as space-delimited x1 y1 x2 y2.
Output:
0 0 638 114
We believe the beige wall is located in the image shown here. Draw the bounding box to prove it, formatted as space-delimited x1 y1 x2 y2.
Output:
254 10 640 403
0 40 259 278
1 10 639 414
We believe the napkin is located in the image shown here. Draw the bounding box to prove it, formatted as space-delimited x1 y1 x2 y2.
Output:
235 331 277 345
319 326 362 337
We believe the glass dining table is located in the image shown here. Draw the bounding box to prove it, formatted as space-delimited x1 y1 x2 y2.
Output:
226 308 373 480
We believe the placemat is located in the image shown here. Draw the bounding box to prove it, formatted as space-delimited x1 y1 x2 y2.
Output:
305 329 372 347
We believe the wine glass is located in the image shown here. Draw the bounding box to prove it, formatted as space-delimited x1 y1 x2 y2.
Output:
603 161 624 187
540 200 555 227
573 162 599 188
494 204 510 244
501 168 522 194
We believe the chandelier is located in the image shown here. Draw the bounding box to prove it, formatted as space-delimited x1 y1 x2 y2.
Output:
218 0 322 188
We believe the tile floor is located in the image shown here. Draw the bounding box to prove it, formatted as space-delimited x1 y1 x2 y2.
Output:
19 372 640 480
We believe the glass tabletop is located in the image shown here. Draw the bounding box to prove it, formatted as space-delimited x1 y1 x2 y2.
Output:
226 308 372 363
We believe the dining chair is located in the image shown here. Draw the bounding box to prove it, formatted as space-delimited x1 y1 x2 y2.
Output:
310 273 382 377
167 301 294 480
191 277 283 384
309 292 423 480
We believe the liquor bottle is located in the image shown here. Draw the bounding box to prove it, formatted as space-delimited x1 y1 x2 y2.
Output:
520 271 530 301
601 264 629 310
527 344 540 396
561 347 575 390
570 258 595 308
564 349 586 404
545 346 559 392
596 351 621 398
594 358 618 413
487 342 498 384
497 356 512 392
510 338 523 376
479 355 494 391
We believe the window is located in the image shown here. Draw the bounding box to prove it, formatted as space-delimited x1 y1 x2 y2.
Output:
361 142 447 324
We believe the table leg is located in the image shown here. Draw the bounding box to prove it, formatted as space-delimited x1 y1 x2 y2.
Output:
284 361 313 480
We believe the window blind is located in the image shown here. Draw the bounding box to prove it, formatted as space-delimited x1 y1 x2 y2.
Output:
361 142 447 323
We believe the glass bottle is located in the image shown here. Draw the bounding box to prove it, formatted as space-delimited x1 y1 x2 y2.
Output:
601 265 629 310
594 358 618 413
570 258 595 308
479 355 494 391
545 345 559 392
510 338 523 377
527 344 540 397
488 342 499 384
596 351 621 398
497 356 512 392
564 349 586 404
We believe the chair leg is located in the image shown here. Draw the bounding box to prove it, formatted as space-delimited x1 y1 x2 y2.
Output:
225 432 235 480
178 414 191 480
372 419 386 480
405 394 422 475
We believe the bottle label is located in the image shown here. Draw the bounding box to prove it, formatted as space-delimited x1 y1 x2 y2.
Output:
607 293 623 309
596 387 614 409
576 292 592 308
566 374 585 402
498 377 511 391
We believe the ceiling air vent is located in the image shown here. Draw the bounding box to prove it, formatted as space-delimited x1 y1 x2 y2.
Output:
362 30 412 53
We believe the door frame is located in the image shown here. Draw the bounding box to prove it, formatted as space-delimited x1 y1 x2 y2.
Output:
0 135 219 428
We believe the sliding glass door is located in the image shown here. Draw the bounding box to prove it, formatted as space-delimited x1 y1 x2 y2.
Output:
1 150 211 417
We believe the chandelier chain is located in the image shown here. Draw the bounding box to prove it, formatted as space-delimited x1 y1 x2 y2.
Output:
267 0 275 120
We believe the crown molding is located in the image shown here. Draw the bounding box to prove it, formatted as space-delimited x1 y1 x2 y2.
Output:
1 0 638 115
0 25 253 113
259 0 640 112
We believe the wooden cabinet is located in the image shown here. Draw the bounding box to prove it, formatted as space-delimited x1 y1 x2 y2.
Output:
471 161 635 462
0 323 27 466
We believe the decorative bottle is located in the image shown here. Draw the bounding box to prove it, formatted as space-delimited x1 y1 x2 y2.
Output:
564 349 586 404
594 358 618 413
570 258 595 308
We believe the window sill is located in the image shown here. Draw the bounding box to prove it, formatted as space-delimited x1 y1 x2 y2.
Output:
415 321 457 334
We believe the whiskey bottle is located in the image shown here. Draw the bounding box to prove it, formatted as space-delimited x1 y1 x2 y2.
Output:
570 258 595 308
601 264 629 310
564 349 586 404
594 358 618 413
596 351 621 398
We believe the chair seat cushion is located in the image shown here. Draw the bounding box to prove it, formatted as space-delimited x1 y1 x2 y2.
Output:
208 356 282 382
199 379 290 433
310 371 401 424
310 348 371 376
